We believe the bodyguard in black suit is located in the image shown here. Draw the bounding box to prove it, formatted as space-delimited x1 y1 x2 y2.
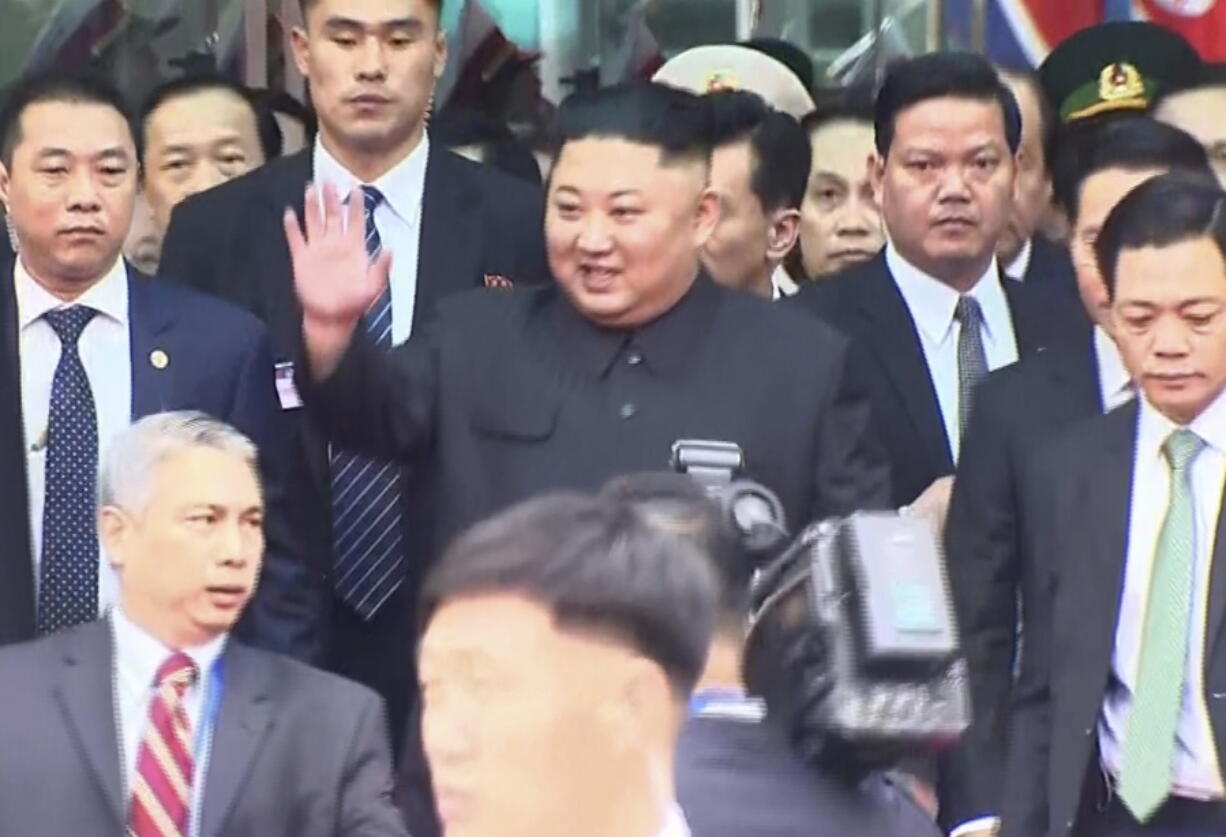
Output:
1004 174 1226 836
946 118 1215 834
791 53 1082 517
0 74 312 656
158 0 547 743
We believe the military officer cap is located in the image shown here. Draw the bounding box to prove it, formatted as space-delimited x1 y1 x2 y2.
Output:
1039 21 1202 123
653 44 816 119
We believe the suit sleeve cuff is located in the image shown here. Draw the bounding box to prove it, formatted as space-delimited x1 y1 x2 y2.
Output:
951 816 999 837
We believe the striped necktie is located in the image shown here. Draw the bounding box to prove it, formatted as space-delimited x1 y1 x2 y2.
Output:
1118 428 1206 822
128 653 197 837
329 185 405 619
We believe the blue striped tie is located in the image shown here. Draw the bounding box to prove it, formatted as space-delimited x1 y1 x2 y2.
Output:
37 305 99 634
329 185 404 619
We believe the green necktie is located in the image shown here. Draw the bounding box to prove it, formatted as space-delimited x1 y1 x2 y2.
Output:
1118 428 1206 823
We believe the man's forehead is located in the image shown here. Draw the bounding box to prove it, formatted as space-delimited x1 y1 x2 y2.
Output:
19 100 132 147
309 0 434 27
149 91 257 142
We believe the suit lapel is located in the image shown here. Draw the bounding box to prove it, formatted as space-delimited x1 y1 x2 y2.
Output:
1204 489 1226 662
416 146 482 332
55 622 125 826
1002 276 1047 355
856 256 954 472
201 643 275 837
1043 332 1103 418
126 269 176 419
1088 403 1141 640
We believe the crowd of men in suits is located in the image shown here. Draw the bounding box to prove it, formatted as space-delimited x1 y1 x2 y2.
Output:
4 0 1226 834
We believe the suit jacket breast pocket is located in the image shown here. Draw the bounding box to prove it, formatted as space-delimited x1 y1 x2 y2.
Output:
468 372 560 443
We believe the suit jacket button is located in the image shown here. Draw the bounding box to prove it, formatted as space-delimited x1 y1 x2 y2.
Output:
619 402 638 420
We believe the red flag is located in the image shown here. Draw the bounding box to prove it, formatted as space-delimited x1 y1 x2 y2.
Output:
1138 0 1226 60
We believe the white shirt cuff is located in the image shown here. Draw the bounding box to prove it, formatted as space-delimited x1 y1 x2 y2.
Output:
950 816 999 837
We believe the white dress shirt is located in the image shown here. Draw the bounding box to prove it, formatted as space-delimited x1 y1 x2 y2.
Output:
16 255 131 614
1094 325 1135 411
1004 236 1033 281
1099 386 1226 799
886 243 1020 461
658 805 691 837
112 607 227 834
313 132 429 346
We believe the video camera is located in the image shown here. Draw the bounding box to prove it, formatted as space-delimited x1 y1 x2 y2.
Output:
671 440 969 766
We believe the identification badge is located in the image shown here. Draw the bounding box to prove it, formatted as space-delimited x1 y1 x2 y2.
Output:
274 361 302 410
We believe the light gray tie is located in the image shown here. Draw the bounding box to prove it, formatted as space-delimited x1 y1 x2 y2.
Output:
1118 428 1206 822
954 295 988 440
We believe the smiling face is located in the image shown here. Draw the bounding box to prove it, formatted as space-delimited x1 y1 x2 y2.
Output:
102 445 264 648
1111 235 1226 425
0 99 136 294
546 137 719 328
291 0 446 166
874 96 1016 287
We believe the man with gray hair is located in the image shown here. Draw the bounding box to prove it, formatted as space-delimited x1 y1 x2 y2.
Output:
0 411 408 837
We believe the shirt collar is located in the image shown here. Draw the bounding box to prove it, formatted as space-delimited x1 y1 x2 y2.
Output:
312 131 430 225
111 606 228 688
885 242 1008 346
1137 379 1226 460
14 255 129 331
553 271 721 379
658 805 691 837
1005 236 1033 280
771 265 798 299
1093 325 1133 406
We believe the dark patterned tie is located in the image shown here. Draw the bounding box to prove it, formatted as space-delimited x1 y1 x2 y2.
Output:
37 305 100 635
329 185 405 619
954 295 989 442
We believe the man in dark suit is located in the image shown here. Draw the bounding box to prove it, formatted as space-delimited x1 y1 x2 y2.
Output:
0 412 406 837
291 80 892 831
946 118 1215 836
996 67 1078 293
0 73 314 658
1004 173 1226 836
159 0 547 739
791 52 1082 522
600 472 940 837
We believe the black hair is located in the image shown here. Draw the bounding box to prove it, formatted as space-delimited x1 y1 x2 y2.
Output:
1152 62 1226 113
431 106 542 185
599 472 751 622
0 71 130 167
550 81 713 166
707 89 810 212
420 492 719 698
740 37 816 93
1058 117 1212 222
998 64 1058 174
874 52 1022 157
251 87 318 155
1096 172 1226 300
803 84 876 136
137 75 277 164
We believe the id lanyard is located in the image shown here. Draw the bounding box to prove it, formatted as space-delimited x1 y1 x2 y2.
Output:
188 658 225 837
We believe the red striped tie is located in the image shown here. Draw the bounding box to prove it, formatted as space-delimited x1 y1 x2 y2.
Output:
128 653 197 837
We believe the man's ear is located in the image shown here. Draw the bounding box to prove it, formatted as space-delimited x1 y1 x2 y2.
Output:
433 30 449 82
0 159 11 209
98 506 131 571
869 152 886 209
693 188 722 249
765 208 801 263
289 26 312 80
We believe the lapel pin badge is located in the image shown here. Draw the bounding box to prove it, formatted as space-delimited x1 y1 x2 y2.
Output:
150 349 169 370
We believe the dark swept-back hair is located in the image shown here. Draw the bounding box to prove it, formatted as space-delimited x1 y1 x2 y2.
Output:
550 81 713 167
0 71 130 167
803 83 876 137
137 74 278 164
300 0 442 13
599 472 751 622
1058 117 1212 222
1096 172 1226 300
874 51 1022 157
419 492 719 698
707 89 810 212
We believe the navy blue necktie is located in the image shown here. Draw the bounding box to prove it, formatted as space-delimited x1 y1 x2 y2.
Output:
330 185 405 619
37 305 100 634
